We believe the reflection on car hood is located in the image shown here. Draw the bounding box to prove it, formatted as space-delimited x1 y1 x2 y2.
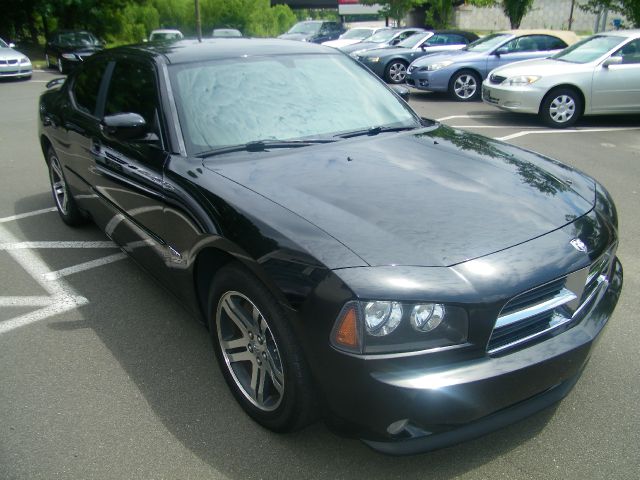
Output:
278 33 312 41
57 45 102 54
490 57 593 77
203 125 595 267
0 48 26 61
411 49 482 66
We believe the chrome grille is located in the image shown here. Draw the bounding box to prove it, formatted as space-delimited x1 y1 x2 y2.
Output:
488 247 615 355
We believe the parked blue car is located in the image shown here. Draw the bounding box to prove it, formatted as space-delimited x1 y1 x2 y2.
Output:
406 30 578 101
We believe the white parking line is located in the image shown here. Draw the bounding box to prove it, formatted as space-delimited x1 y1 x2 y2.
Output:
0 241 117 250
0 207 56 223
496 127 640 141
436 114 494 121
0 296 53 307
43 252 127 281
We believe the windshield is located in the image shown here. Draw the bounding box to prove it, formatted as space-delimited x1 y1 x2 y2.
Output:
170 54 419 155
150 32 181 41
551 35 624 63
464 33 511 52
368 30 397 43
0 39 8 48
398 32 430 49
57 32 100 46
342 28 374 40
288 22 321 35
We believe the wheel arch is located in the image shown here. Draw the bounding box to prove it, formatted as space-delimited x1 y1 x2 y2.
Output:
40 134 54 164
449 66 483 85
538 84 586 117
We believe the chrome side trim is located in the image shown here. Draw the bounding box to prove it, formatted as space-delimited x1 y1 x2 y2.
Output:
494 288 577 329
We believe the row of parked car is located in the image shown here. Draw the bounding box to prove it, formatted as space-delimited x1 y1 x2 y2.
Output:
317 23 640 128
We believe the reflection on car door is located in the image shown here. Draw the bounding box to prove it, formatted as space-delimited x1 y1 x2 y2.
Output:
90 57 170 277
485 35 564 76
591 39 640 113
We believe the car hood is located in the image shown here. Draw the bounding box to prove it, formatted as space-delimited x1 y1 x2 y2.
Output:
490 57 594 77
203 124 595 267
0 48 26 61
341 41 381 53
411 48 483 66
278 33 312 41
323 39 360 48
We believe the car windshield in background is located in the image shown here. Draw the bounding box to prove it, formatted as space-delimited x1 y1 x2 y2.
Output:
288 22 321 34
551 35 625 63
170 53 418 155
0 38 8 48
464 33 511 52
58 32 99 46
342 28 374 39
368 30 397 43
151 32 181 41
398 32 430 49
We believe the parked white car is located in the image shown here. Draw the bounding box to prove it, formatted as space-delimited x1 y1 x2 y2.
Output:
482 29 640 127
149 29 183 42
0 38 32 79
322 27 389 49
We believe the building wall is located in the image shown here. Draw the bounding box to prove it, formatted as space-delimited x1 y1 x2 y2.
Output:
454 0 629 32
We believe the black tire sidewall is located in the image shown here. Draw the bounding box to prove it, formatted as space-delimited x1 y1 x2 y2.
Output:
540 88 581 128
47 147 85 226
207 264 315 432
450 70 481 101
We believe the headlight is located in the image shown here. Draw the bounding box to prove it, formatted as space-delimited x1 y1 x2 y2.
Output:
20 57 31 64
331 300 468 354
367 56 380 63
61 53 76 60
419 60 453 72
503 75 540 86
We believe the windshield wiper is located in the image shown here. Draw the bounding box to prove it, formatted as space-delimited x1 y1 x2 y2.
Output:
198 139 335 158
335 125 417 139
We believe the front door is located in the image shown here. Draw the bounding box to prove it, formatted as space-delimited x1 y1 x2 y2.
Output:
591 39 640 113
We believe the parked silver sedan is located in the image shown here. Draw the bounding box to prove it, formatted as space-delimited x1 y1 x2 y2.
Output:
482 29 640 127
0 38 32 80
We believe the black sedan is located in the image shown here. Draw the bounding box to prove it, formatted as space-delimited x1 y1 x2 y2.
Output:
45 30 104 74
38 39 622 454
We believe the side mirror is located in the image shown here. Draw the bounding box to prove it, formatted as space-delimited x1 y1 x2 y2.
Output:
390 38 400 46
390 84 410 102
9 42 15 48
494 47 508 56
603 56 622 68
101 113 148 141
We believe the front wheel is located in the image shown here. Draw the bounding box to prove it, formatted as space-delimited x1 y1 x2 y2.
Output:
385 60 408 84
539 88 582 128
449 70 481 101
208 264 317 432
47 147 86 226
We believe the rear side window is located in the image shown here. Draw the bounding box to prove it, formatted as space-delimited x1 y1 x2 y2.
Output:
444 34 470 45
72 59 108 116
105 58 158 126
535 35 568 51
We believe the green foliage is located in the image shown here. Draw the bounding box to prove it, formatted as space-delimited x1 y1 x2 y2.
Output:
0 0 297 45
580 0 640 27
468 0 534 29
360 0 427 26
425 0 456 28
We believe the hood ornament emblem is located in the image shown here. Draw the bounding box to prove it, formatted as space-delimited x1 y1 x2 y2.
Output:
570 238 588 253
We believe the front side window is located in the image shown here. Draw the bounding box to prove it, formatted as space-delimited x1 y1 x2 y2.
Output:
170 54 418 155
464 33 512 52
105 59 158 128
342 28 373 40
613 39 640 64
72 58 108 116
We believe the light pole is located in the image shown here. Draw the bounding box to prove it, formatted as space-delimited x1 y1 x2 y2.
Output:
195 0 202 42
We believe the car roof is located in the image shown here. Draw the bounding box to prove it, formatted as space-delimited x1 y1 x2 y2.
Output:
498 29 580 45
111 38 335 65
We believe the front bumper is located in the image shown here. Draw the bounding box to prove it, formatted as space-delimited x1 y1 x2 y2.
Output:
482 81 546 114
405 67 452 92
324 258 622 454
0 63 32 78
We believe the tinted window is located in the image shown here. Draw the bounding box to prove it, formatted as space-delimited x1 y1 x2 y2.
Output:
72 59 108 116
443 34 469 45
503 36 540 52
614 39 640 64
533 35 567 51
105 59 158 127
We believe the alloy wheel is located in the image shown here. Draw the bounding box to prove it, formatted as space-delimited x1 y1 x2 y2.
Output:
549 95 576 124
388 62 407 83
453 74 477 99
216 291 285 411
50 155 69 215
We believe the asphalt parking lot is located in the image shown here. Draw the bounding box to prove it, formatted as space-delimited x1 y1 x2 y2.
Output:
1 70 639 479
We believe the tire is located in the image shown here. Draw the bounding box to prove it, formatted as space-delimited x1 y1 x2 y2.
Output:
385 60 408 84
45 53 51 68
57 57 65 74
208 263 317 432
449 69 481 101
539 88 582 128
47 147 86 226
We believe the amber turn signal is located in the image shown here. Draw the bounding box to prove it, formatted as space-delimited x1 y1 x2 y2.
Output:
332 303 361 353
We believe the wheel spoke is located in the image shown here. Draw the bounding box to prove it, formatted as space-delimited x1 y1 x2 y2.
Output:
227 350 254 364
253 366 267 404
221 337 248 351
222 296 253 335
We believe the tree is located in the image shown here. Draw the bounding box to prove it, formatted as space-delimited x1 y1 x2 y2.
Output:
468 0 534 29
360 0 427 26
580 0 640 27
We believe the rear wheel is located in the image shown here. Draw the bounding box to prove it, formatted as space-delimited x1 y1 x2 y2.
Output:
57 57 65 74
449 70 481 101
208 264 317 432
385 60 408 84
45 53 52 68
539 88 582 128
47 147 86 226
